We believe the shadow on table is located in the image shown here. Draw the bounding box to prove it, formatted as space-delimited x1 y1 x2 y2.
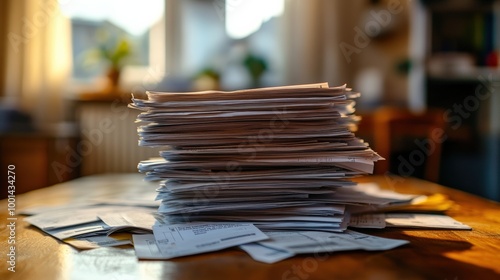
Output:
344 229 500 279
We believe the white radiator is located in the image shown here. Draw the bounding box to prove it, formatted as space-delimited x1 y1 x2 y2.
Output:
77 102 162 175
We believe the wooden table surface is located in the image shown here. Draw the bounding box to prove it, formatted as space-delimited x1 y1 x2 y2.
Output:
1 174 500 280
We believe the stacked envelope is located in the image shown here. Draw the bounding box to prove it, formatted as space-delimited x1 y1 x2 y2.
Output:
130 82 384 232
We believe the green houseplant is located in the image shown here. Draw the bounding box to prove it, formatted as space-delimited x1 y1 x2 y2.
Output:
85 32 132 89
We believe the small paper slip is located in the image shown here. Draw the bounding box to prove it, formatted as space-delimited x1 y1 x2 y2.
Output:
257 230 408 255
44 220 110 240
98 209 158 234
349 214 386 229
66 234 132 249
25 205 149 230
133 222 268 259
239 243 295 264
133 234 162 259
352 183 421 201
385 214 472 230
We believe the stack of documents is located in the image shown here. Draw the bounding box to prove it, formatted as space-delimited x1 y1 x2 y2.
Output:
130 83 386 232
124 82 472 261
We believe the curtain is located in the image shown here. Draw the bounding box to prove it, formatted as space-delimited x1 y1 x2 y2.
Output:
282 0 362 86
2 0 71 128
281 0 410 106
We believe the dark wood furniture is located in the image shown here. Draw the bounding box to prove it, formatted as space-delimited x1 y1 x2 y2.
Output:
372 107 447 182
1 174 499 279
0 133 80 199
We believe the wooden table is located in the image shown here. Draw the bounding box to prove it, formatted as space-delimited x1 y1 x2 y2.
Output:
1 174 500 280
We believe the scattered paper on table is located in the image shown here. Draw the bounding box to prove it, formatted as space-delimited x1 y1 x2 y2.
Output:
66 233 132 249
239 243 294 264
349 213 386 229
99 209 159 234
385 214 471 230
256 230 409 255
134 222 268 259
44 220 110 240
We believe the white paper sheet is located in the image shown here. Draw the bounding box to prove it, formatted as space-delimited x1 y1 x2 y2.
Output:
134 222 268 259
44 220 110 240
67 234 132 249
349 214 386 229
132 234 163 259
239 243 294 264
385 213 471 229
257 230 409 255
98 209 159 234
25 205 147 230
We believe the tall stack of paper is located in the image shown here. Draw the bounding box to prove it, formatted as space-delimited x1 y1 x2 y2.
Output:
130 83 384 232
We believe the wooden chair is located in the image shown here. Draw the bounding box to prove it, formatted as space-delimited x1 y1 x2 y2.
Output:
373 107 447 182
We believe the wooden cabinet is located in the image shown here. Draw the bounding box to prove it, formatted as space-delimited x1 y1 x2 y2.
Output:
0 134 80 198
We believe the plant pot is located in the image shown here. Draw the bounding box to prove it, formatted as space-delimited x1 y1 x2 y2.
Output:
106 67 121 88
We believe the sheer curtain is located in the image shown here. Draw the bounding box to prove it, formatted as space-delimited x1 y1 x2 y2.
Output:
282 0 347 86
2 0 71 128
281 0 373 87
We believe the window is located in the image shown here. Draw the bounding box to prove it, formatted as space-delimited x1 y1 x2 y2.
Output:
177 0 285 90
60 0 286 92
59 0 165 85
225 0 284 39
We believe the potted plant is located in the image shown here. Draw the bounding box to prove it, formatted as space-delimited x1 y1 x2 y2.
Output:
85 31 132 89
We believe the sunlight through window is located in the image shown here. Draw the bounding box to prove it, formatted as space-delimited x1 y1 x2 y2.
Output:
59 0 164 36
58 0 164 82
226 0 284 39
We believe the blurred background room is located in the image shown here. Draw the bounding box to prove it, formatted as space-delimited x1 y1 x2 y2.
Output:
0 0 498 201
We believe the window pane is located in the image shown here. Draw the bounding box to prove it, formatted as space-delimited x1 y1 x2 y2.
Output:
59 0 164 81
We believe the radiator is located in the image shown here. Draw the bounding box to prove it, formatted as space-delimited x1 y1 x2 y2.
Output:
77 102 162 175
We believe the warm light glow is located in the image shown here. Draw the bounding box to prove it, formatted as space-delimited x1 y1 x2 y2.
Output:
59 0 164 36
226 0 284 39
